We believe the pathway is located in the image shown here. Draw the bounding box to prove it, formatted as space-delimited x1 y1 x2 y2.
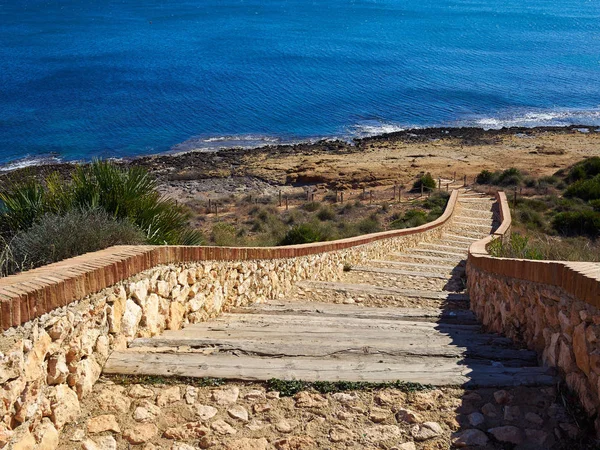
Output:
105 190 555 388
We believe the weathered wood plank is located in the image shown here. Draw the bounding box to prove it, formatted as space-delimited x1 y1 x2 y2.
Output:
201 313 483 332
296 281 469 300
367 260 464 272
442 233 480 242
351 266 450 279
390 253 466 263
230 301 476 323
104 352 556 387
410 248 467 257
128 335 538 364
419 243 470 252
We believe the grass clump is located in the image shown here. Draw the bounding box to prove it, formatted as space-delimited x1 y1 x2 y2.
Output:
316 206 335 221
211 222 240 246
266 378 433 397
390 209 427 229
0 161 202 245
279 223 323 245
475 167 523 186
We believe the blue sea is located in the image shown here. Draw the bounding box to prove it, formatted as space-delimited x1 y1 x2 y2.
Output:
1 0 600 169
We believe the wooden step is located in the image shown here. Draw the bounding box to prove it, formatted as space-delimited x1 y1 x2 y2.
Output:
442 234 480 242
452 221 493 230
297 281 469 301
391 253 466 264
351 266 450 280
408 248 467 258
104 352 555 387
419 243 470 252
367 260 465 273
229 301 474 323
458 207 494 214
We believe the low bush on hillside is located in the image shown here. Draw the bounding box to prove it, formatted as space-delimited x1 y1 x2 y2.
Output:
0 161 203 276
412 172 436 191
6 209 145 273
488 232 600 262
476 167 523 186
279 223 323 245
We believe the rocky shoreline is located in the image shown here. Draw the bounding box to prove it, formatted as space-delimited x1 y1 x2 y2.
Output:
1 125 598 189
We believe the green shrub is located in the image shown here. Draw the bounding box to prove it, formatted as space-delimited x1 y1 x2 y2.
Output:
357 216 381 234
390 209 428 229
564 174 600 201
316 207 335 221
497 168 523 186
517 209 545 231
476 170 494 185
279 224 323 245
487 233 543 260
539 175 559 186
211 222 238 246
0 161 202 245
7 209 145 273
412 173 436 191
302 202 321 212
591 200 600 212
421 192 450 210
567 157 600 182
552 210 600 237
517 198 548 212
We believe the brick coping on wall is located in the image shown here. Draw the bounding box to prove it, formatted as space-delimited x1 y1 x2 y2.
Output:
0 191 459 331
467 191 600 308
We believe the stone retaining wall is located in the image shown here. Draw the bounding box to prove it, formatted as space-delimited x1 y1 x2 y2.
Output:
0 192 458 448
467 192 600 433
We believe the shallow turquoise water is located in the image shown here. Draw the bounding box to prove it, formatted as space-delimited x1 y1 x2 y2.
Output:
1 0 600 167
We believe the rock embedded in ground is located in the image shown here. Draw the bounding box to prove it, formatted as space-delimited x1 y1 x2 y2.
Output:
452 429 489 447
329 424 354 442
128 385 155 399
195 404 218 421
493 390 512 405
411 421 444 441
228 405 249 422
163 422 209 440
467 412 485 427
369 407 390 423
156 386 181 407
123 423 159 444
223 437 269 450
364 424 402 442
211 387 240 405
211 419 237 435
394 443 417 450
87 414 121 434
275 419 299 433
395 407 423 424
488 425 524 444
133 401 161 423
524 411 544 425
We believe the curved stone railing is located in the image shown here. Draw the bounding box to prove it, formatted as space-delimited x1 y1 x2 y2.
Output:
467 191 600 433
0 191 460 447
0 190 458 331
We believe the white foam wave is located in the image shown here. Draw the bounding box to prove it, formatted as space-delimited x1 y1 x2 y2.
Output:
466 109 600 130
171 134 290 153
0 155 63 172
350 120 409 138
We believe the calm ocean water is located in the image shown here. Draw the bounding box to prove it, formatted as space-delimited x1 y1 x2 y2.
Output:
1 0 600 168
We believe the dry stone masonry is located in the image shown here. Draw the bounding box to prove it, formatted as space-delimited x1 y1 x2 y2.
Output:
467 191 600 435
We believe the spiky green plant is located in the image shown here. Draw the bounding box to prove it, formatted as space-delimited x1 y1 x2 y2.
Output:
0 161 203 246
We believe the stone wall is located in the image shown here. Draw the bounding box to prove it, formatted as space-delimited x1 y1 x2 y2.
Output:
0 192 458 448
467 191 600 434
